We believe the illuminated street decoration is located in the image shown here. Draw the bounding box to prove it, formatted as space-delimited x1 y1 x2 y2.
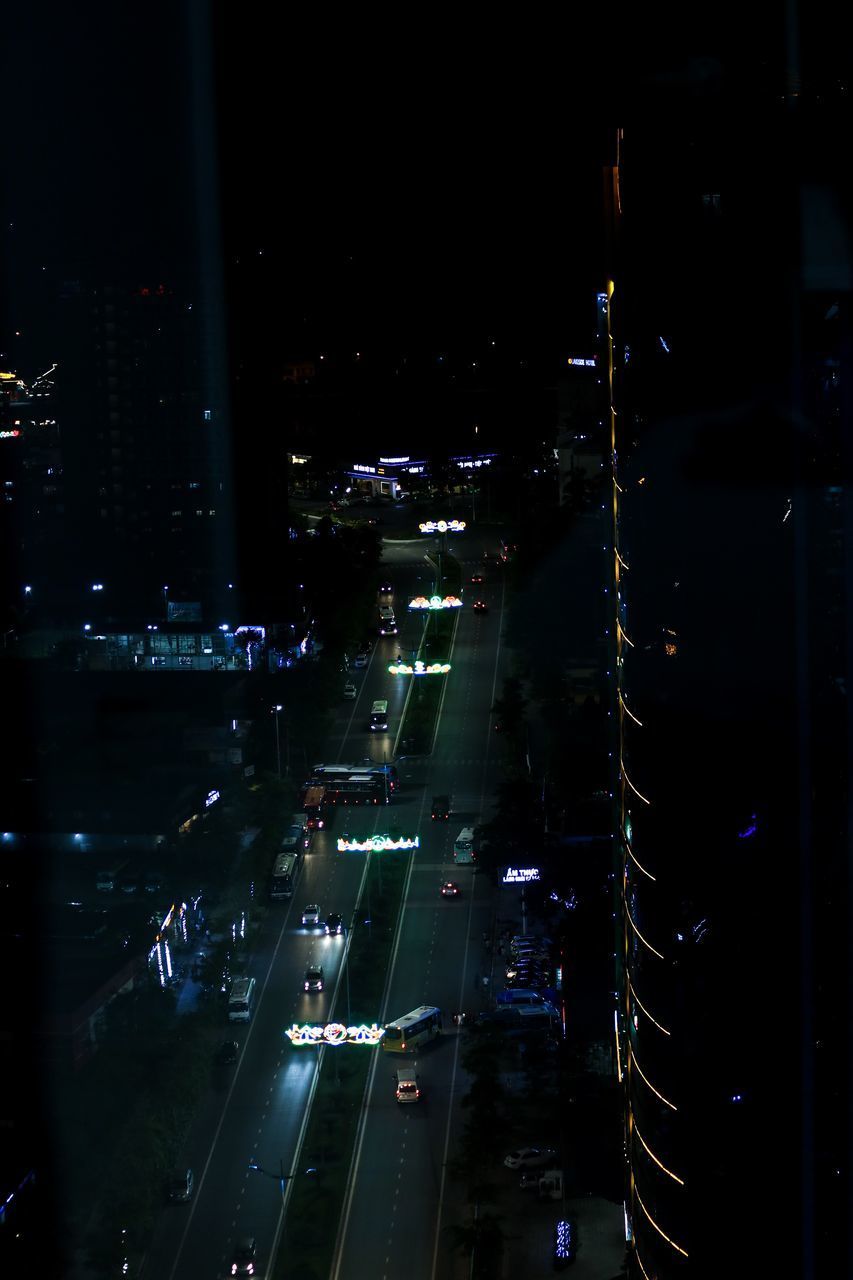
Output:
286 1022 386 1047
337 834 420 852
389 661 451 676
408 594 463 611
502 866 541 884
419 519 467 534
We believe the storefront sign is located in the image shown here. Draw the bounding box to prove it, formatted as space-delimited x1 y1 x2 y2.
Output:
502 866 541 883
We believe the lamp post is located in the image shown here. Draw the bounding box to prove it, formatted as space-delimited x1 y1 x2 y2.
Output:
248 1159 317 1208
271 705 283 780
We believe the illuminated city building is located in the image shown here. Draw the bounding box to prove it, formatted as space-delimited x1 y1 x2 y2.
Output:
607 61 850 1279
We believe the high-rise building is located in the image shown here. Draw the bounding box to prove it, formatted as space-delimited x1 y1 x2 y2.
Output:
606 45 850 1280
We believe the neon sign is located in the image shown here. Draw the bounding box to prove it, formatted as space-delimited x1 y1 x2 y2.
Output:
408 595 463 611
205 789 220 808
419 519 466 534
352 463 376 474
337 834 420 852
566 356 597 367
379 456 410 464
502 866 541 883
388 661 451 676
285 1022 385 1047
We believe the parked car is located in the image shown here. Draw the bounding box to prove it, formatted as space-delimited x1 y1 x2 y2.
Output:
441 881 462 899
431 795 450 821
324 912 344 935
301 904 322 927
166 1168 194 1203
343 681 357 700
503 1147 557 1170
118 872 139 894
303 964 325 992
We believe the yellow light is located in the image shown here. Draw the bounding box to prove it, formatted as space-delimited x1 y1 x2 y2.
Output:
617 621 634 648
621 761 651 806
625 898 664 960
616 548 630 570
630 1045 677 1111
633 1121 684 1185
634 1246 655 1280
614 1008 623 1083
623 834 655 881
628 978 670 1036
619 691 643 727
633 1185 688 1257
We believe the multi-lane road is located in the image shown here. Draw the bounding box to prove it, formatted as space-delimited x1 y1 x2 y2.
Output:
143 527 509 1280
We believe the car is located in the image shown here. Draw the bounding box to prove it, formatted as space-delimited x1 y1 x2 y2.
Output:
143 870 163 893
230 1236 257 1275
301 904 321 927
343 681 357 700
472 600 488 613
118 872 139 894
166 1167 194 1203
431 795 450 821
303 964 325 992
353 651 369 668
441 881 462 898
216 1040 239 1066
470 568 484 583
503 1147 558 1170
378 580 393 594
324 912 344 935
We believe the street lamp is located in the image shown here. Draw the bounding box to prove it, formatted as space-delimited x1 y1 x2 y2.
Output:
248 1160 318 1207
271 705 283 779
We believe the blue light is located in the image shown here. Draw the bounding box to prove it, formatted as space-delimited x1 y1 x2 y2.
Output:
737 815 758 840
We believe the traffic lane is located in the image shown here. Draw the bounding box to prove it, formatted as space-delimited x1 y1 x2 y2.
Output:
162 844 366 1280
336 860 493 1280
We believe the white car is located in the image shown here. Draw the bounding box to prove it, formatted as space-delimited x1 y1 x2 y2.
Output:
353 651 369 668
343 682 357 700
301 904 321 927
503 1147 557 1170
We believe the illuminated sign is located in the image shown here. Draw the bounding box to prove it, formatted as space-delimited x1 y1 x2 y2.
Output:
337 834 420 852
205 789 220 808
0 429 21 439
408 595 463 611
502 866 541 883
388 661 451 676
566 356 597 367
451 455 495 469
289 454 309 465
379 456 410 464
285 1022 385 1047
405 464 425 474
419 519 467 534
352 463 376 474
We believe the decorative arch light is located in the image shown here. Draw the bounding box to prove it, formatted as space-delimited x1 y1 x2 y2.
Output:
408 594 463 611
388 660 451 676
337 834 420 852
419 519 466 534
285 1022 385 1047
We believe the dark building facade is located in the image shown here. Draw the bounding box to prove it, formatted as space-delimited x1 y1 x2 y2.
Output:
607 46 851 1280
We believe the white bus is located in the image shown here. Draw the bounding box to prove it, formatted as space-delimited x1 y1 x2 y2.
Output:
369 700 389 731
382 1005 442 1053
270 852 299 899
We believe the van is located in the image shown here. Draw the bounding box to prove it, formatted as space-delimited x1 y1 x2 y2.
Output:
453 827 475 864
395 1067 420 1103
228 977 256 1022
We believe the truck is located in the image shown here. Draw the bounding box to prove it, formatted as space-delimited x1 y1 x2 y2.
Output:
395 1066 420 1103
302 785 325 830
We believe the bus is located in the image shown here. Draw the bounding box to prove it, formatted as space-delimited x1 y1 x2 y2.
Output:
369 700 389 731
382 1005 443 1053
228 977 256 1022
310 762 398 794
270 851 299 900
321 774 386 806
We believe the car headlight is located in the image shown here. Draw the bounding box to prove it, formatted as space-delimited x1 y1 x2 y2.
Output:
304 982 309 990
231 1267 237 1275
